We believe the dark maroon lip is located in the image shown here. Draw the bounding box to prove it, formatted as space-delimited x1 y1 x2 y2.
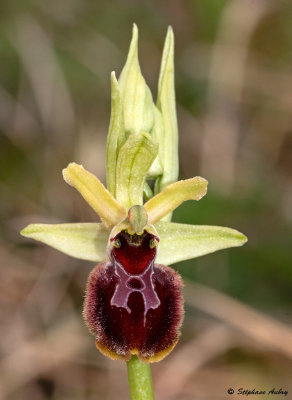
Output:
83 228 184 362
83 261 184 362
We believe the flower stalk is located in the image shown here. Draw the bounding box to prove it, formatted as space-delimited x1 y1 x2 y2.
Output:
127 356 154 400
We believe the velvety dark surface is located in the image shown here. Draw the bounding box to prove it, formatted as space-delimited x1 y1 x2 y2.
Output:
84 261 183 361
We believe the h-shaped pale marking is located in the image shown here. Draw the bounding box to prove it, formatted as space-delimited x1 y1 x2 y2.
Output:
111 261 161 321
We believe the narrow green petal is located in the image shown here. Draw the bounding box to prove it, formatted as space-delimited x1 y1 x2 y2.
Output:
21 223 109 262
63 163 126 228
145 177 208 224
116 132 158 210
106 72 125 197
155 221 248 265
119 24 154 135
157 26 178 191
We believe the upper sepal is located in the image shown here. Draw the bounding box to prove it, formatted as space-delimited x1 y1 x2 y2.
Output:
115 132 158 210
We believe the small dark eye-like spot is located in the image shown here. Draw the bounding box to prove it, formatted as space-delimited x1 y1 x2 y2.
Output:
127 278 144 290
114 239 121 248
149 238 157 249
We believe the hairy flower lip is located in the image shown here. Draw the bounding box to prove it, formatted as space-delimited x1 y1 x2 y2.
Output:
83 261 184 363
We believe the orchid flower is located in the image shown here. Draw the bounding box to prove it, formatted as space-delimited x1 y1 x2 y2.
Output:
21 25 247 366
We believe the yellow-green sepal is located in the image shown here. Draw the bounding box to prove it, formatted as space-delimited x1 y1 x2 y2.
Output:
21 223 109 262
115 132 158 210
155 221 248 265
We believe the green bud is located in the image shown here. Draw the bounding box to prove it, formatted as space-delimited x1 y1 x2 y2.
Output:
156 26 178 192
106 72 125 197
106 25 179 205
119 24 154 136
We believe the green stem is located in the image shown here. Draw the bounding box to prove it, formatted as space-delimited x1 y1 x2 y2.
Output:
127 356 154 400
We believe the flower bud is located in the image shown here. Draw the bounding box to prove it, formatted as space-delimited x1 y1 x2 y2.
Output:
118 24 154 136
106 25 179 201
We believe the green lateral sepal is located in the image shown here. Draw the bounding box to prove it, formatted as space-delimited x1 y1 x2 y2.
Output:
155 221 248 265
21 223 109 262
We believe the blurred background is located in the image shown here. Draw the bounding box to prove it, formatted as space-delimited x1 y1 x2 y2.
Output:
1 0 292 399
